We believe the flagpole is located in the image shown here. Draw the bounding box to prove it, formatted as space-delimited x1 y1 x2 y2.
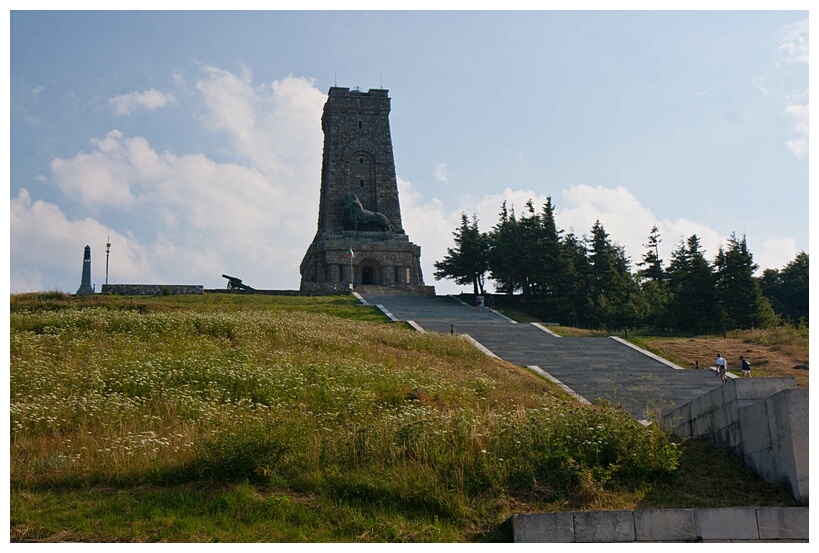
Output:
349 249 354 291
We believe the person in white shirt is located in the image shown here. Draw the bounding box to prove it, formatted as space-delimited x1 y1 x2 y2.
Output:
716 354 728 383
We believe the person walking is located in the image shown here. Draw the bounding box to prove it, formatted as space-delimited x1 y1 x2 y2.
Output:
716 354 727 382
740 355 752 378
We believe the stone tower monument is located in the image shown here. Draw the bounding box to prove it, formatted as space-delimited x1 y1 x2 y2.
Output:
76 245 94 295
300 87 433 294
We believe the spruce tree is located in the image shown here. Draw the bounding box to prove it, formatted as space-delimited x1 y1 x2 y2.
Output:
559 231 590 327
516 200 541 298
586 220 634 329
433 212 489 295
637 225 664 284
761 252 809 324
665 235 718 333
528 197 568 318
636 225 668 329
713 233 776 329
488 202 525 295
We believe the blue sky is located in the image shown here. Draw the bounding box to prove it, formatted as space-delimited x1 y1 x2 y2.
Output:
7 7 811 295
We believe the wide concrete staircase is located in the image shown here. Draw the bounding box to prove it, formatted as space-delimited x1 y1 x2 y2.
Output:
358 292 809 539
360 292 723 421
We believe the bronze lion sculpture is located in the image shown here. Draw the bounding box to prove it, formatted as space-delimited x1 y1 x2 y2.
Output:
341 194 396 232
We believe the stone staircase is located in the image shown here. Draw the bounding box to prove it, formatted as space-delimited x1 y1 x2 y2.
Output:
357 292 809 535
360 292 723 420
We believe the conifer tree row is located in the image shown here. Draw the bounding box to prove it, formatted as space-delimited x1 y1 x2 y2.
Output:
434 198 806 332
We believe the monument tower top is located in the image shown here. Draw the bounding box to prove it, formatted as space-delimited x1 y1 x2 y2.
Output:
314 87 403 238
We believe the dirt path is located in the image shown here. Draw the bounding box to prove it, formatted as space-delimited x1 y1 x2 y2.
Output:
640 337 809 388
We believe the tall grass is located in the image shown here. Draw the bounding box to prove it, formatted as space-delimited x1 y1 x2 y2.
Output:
11 294 687 540
728 323 809 352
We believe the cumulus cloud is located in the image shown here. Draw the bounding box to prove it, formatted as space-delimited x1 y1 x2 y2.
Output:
785 94 809 159
50 130 136 207
756 235 799 274
434 162 449 183
778 19 809 66
555 185 738 269
108 88 177 117
194 67 325 186
10 188 158 292
397 177 461 293
13 63 799 295
12 71 326 293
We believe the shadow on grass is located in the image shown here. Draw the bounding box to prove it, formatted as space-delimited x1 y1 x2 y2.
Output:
635 438 795 509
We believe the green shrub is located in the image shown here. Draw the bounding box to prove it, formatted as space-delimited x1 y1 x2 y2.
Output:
193 420 297 483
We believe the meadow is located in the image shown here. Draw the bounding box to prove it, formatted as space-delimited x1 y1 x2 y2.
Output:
9 293 794 542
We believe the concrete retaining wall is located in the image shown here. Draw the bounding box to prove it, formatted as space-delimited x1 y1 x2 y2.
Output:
662 378 808 505
101 284 203 296
511 507 808 542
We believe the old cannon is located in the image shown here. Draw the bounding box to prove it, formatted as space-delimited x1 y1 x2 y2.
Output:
222 274 256 292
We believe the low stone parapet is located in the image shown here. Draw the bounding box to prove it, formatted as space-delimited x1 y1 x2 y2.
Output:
511 507 808 542
101 284 203 296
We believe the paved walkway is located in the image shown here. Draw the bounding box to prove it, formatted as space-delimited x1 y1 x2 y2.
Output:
359 291 723 421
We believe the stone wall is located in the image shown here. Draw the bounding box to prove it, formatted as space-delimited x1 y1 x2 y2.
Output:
511 507 808 542
101 284 203 296
301 233 426 291
662 378 808 505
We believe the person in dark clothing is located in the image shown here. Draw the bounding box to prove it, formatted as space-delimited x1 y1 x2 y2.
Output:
740 355 752 378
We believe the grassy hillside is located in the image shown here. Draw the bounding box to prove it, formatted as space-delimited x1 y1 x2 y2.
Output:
10 293 794 542
633 328 809 388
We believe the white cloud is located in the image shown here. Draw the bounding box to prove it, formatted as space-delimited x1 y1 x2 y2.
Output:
50 130 137 207
657 218 724 263
778 19 809 66
397 177 462 294
10 188 159 292
434 162 449 183
108 88 177 117
752 76 769 97
194 68 325 184
195 65 258 155
785 94 809 159
13 71 326 293
13 63 801 296
756 235 799 274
